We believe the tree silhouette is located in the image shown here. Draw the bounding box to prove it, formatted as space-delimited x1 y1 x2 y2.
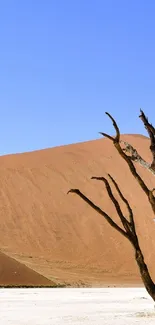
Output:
68 110 155 301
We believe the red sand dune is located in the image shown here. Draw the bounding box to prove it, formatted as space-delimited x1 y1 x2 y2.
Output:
0 134 155 286
0 251 53 286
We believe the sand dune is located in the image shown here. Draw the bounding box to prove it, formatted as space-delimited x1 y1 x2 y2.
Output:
0 134 155 286
0 251 53 286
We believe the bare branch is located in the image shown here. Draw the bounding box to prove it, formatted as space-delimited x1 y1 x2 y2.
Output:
67 188 129 239
105 112 120 142
100 113 120 143
121 140 155 176
99 133 114 141
91 176 131 234
139 109 155 170
139 110 155 135
107 174 136 233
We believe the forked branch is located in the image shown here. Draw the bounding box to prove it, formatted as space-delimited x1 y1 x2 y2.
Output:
68 173 138 244
108 174 136 233
91 175 131 234
67 188 128 239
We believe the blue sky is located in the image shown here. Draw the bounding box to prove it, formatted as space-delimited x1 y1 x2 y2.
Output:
0 0 155 154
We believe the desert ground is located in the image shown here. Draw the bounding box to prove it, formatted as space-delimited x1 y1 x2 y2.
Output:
1 288 155 324
0 134 155 286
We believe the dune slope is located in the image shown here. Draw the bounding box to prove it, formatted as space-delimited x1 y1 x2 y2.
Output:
0 251 54 286
0 134 155 286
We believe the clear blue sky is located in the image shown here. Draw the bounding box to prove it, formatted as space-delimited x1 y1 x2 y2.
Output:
0 0 155 154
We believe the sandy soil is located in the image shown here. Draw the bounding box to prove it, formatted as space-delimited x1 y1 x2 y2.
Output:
1 288 155 324
0 134 155 285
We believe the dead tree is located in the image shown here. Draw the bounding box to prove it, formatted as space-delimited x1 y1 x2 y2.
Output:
68 111 155 302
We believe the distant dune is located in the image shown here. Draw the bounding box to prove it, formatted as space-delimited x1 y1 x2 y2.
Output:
0 251 53 286
0 134 155 286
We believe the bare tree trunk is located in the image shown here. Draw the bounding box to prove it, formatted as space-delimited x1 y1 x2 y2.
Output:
134 247 155 300
127 232 155 300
